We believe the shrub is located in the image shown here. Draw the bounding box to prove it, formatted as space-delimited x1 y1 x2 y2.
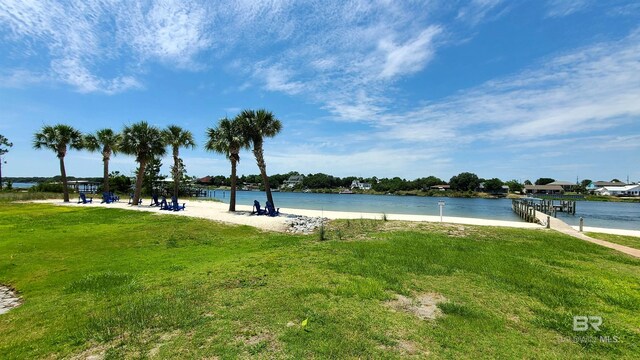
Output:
29 182 66 193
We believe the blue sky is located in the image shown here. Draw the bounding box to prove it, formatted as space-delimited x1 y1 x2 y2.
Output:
1 0 639 183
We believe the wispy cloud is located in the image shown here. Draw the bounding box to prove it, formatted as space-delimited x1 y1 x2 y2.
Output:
0 0 210 93
545 0 593 18
368 29 640 144
0 69 51 88
378 26 442 79
120 0 211 69
456 0 506 25
263 146 452 179
254 63 305 95
0 1 493 99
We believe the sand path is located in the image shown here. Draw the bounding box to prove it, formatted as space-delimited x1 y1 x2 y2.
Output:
536 212 640 258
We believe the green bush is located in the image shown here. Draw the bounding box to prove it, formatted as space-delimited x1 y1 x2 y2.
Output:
29 182 66 193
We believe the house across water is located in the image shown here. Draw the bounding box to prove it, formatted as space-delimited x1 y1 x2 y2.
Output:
595 184 640 197
524 184 564 195
350 180 372 190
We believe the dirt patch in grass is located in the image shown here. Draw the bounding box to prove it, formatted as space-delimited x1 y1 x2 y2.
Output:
385 293 447 320
378 339 427 357
69 343 108 360
148 330 181 357
236 330 281 356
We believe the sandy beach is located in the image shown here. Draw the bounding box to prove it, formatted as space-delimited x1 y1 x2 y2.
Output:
33 198 539 231
31 198 640 238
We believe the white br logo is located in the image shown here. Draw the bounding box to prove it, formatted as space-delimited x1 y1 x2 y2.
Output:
573 316 602 331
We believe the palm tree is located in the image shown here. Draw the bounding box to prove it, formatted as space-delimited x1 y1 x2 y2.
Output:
162 125 196 198
205 117 249 211
238 109 282 207
33 124 83 202
84 129 122 193
120 121 166 206
0 134 13 190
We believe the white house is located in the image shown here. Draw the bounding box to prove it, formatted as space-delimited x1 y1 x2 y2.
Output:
586 181 626 191
283 175 304 188
350 180 372 190
595 184 640 197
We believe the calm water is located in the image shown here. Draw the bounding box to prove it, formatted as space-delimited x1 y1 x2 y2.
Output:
207 190 640 231
6 182 36 189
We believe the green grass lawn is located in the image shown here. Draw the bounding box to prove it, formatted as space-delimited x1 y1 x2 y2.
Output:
1 203 639 359
586 232 640 250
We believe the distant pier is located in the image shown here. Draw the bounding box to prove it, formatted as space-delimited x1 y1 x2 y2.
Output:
512 197 576 223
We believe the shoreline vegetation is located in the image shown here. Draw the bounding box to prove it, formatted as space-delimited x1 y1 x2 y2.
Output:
4 180 640 203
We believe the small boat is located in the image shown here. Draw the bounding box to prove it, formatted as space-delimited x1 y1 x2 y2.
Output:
339 189 354 194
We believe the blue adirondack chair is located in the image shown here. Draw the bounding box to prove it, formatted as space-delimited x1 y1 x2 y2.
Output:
128 193 142 205
159 196 171 210
78 193 93 204
253 200 267 215
170 196 186 211
101 192 119 204
150 194 161 207
101 192 112 203
265 200 280 217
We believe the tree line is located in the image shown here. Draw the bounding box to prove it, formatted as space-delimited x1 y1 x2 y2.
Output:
30 108 282 211
201 171 532 194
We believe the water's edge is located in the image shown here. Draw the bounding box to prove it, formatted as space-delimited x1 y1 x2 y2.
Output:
207 190 639 231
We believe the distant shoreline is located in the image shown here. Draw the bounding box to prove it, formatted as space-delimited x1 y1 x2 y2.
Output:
5 179 639 203
213 187 640 203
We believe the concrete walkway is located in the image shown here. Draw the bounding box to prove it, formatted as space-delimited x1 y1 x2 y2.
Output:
535 212 640 259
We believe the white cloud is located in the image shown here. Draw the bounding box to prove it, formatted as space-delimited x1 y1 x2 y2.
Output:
456 0 505 25
264 146 452 179
378 26 442 79
368 29 640 143
545 0 593 17
51 58 143 94
0 0 210 93
254 64 305 95
229 2 443 121
121 0 211 68
0 69 51 88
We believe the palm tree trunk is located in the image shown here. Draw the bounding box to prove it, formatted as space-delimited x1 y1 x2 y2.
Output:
133 160 146 206
0 160 3 191
253 144 274 207
229 157 237 212
103 154 110 193
59 156 69 202
173 149 179 198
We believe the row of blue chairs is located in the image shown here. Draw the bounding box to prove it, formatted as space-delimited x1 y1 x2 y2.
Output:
77 192 160 207
78 192 123 204
252 200 279 217
102 192 120 204
150 194 186 211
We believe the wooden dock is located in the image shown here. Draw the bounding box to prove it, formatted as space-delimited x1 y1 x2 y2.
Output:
512 199 538 223
512 197 576 223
